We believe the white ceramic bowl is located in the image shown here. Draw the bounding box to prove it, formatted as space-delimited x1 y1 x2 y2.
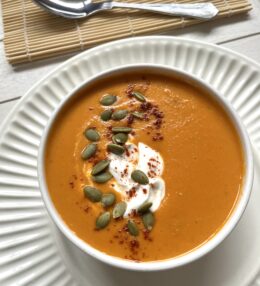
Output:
38 64 254 271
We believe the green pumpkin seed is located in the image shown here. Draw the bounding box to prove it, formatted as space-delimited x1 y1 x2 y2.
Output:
92 172 113 184
131 170 149 185
142 212 155 231
112 127 132 133
112 133 128 145
113 201 127 218
91 159 110 175
100 109 113 121
112 110 128 121
81 143 97 160
132 91 146 102
128 220 139 236
85 128 100 142
137 201 153 214
132 111 144 119
100 94 117 106
107 144 125 155
83 186 102 202
101 193 116 207
96 212 111 229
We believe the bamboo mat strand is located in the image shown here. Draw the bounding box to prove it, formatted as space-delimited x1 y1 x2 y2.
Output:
2 0 251 64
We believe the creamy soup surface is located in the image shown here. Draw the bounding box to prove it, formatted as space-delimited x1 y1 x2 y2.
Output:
45 71 244 262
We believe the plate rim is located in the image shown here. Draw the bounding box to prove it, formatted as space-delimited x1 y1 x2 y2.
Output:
1 35 260 285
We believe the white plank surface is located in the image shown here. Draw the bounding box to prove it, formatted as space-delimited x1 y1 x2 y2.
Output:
0 100 17 124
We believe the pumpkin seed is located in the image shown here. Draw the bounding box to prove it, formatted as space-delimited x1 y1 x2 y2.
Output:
137 201 153 214
92 172 113 184
91 159 110 175
132 111 144 119
85 128 100 142
101 193 116 207
142 212 155 231
132 91 146 102
131 170 149 185
107 143 125 155
112 133 128 145
128 220 139 236
83 186 102 202
112 126 132 133
100 109 113 121
96 212 111 229
113 201 127 218
100 94 117 106
112 110 128 121
81 143 97 160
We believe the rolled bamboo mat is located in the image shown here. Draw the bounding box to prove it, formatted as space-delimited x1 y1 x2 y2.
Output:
2 0 251 64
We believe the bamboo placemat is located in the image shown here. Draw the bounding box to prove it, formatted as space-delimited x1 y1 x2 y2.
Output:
2 0 251 65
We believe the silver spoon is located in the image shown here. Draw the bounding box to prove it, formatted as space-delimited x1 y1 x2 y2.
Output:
33 0 218 20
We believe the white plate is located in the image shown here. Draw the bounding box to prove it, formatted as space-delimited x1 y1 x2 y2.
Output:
1 36 260 286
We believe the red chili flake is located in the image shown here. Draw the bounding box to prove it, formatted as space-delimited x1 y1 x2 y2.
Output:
84 206 91 213
144 114 150 122
69 181 74 188
88 107 94 110
127 187 137 198
152 133 164 141
153 118 163 129
125 148 130 157
140 102 153 111
143 229 152 241
129 209 138 218
130 239 140 249
127 114 134 125
125 84 135 98
142 188 147 194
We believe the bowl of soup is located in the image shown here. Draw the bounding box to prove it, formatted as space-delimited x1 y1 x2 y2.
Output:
38 64 253 271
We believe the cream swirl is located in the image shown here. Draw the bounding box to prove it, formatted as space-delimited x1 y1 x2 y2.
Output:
108 142 165 217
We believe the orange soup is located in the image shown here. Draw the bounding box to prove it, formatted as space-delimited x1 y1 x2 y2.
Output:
45 71 244 262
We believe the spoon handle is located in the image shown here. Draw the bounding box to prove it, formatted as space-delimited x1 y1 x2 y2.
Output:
110 2 218 19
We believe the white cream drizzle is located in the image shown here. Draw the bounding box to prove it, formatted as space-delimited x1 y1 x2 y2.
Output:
108 142 165 217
